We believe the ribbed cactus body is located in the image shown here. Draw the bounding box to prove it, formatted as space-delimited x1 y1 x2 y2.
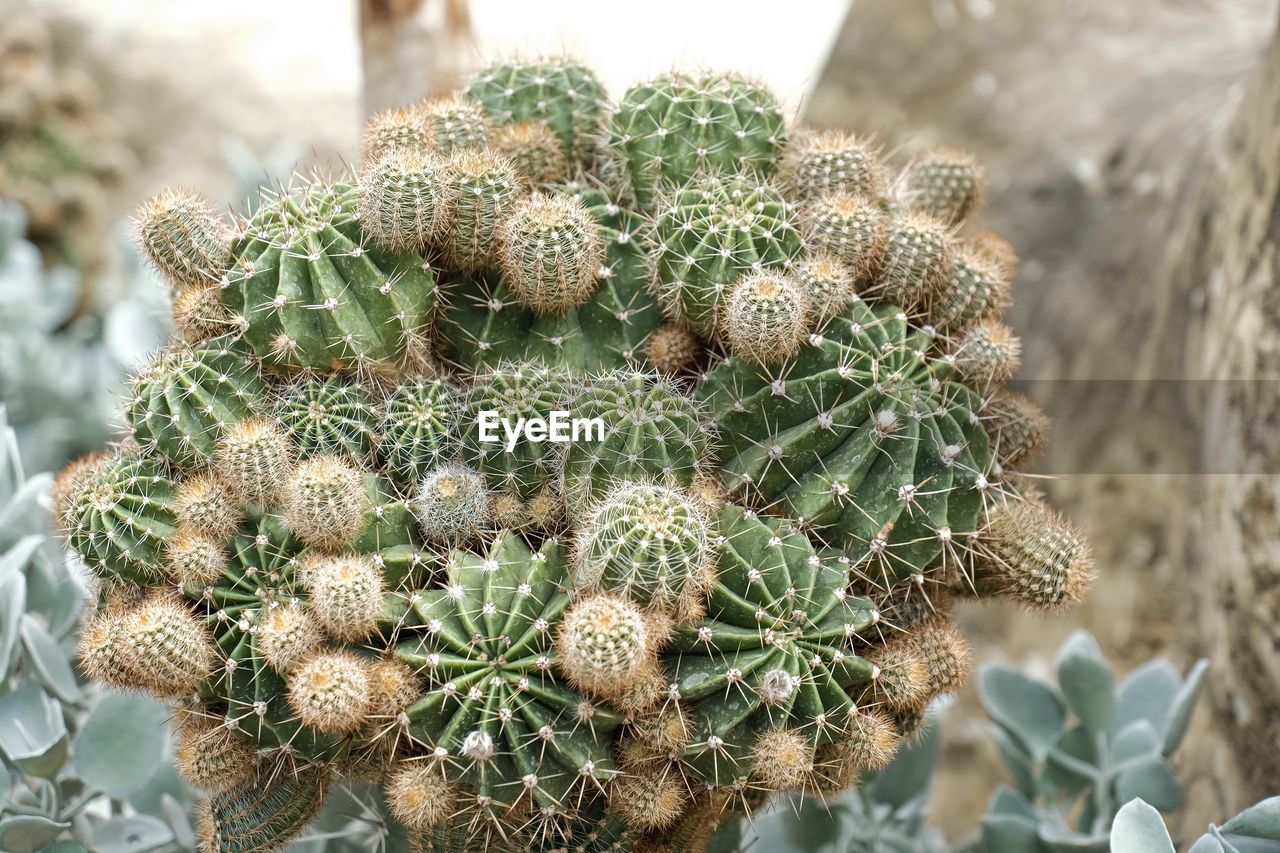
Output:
196 763 330 853
662 505 878 787
444 149 519 271
438 187 660 373
560 371 713 517
654 175 802 335
276 374 377 463
610 73 786 208
461 363 576 499
468 58 608 167
378 378 456 486
394 532 623 817
698 299 992 582
223 182 436 374
127 337 267 469
64 453 177 583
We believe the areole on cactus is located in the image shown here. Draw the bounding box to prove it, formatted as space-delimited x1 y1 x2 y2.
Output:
59 53 1093 852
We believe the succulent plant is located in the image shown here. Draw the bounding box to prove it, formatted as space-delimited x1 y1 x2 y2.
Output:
57 57 1094 852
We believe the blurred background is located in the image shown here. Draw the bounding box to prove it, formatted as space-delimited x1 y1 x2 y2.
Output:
1 0 1276 848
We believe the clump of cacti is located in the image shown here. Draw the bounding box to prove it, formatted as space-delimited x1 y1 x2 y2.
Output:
58 55 1093 852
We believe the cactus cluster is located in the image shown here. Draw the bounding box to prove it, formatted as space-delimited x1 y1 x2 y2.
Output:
59 56 1092 852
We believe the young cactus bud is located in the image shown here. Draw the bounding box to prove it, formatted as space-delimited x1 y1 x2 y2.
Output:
286 651 374 734
300 554 385 642
643 323 701 374
782 130 887 201
214 418 293 507
526 487 567 532
121 593 216 698
412 462 493 545
490 490 531 529
952 320 1021 385
977 499 1093 610
358 149 456 252
843 708 902 773
802 191 889 278
877 213 954 309
970 229 1019 277
255 603 323 674
498 194 604 313
385 761 455 831
491 120 569 188
173 474 242 545
444 148 520 271
133 188 231 288
166 533 226 587
195 762 330 853
750 727 815 791
985 389 1050 471
420 94 489 153
282 456 371 550
862 642 931 711
556 594 655 701
172 285 235 343
367 658 421 717
931 245 1011 332
909 620 974 695
77 609 136 689
722 271 811 365
796 252 857 324
174 711 257 793
574 483 716 617
610 771 687 832
363 106 430 162
905 148 985 226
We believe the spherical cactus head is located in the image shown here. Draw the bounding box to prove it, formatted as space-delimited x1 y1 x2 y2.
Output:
255 602 323 674
172 285 235 343
173 474 241 545
931 244 1011 332
952 320 1021 385
864 642 931 712
556 593 655 701
367 658 420 717
166 533 225 587
876 212 954 309
420 94 490 154
443 147 520 271
214 418 293 507
63 454 176 584
970 229 1019 276
722 271 812 365
654 174 803 335
906 147 985 226
978 498 1093 610
815 709 900 790
796 252 857 325
490 120 568 189
412 462 492 545
782 130 887 201
120 593 216 698
490 490 531 529
526 487 567 532
174 711 257 793
498 193 604 314
133 187 231 288
803 191 890 279
300 553 385 642
610 71 786 208
282 455 371 550
286 650 373 734
385 761 455 831
575 482 715 616
909 620 973 695
195 762 330 853
276 375 378 464
610 770 687 832
749 727 815 791
52 451 109 539
363 106 430 163
644 323 701 375
985 389 1050 471
378 377 456 488
357 148 455 252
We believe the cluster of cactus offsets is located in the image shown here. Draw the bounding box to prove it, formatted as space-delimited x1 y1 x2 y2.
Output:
57 55 1093 852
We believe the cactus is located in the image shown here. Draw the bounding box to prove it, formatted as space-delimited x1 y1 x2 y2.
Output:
58 57 1096 852
609 72 787 208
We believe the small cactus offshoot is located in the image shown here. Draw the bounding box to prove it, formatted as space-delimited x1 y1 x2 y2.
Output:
59 55 1092 853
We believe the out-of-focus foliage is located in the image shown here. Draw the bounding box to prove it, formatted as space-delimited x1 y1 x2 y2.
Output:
1112 797 1280 853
